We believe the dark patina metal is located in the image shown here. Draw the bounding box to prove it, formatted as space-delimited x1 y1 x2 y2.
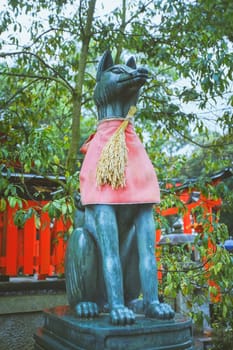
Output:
34 51 193 349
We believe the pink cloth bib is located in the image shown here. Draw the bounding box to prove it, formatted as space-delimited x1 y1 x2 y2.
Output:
80 119 160 205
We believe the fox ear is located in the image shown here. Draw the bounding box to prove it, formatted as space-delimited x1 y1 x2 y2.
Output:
96 50 114 81
126 56 137 69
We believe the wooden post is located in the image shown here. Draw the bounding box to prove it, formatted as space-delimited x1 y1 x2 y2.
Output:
54 218 65 275
39 211 51 278
23 207 36 275
6 204 18 276
183 210 192 234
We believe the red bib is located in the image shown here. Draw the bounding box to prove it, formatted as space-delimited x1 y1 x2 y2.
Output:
80 119 160 205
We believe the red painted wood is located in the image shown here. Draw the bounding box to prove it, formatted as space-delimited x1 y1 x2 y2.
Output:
159 207 179 216
54 218 65 274
39 211 51 275
155 229 163 281
0 212 3 252
18 228 24 272
183 211 192 233
0 211 5 274
0 256 6 266
6 205 18 275
23 214 36 275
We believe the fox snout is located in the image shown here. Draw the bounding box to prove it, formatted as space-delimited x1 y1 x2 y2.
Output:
118 67 148 83
137 67 148 77
131 67 148 86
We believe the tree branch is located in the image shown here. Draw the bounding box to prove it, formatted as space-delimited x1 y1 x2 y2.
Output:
27 27 57 47
171 123 232 149
0 78 40 109
0 51 74 92
124 0 154 27
0 71 72 92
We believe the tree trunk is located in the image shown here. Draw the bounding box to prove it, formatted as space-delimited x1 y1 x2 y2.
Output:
66 0 97 175
115 0 126 64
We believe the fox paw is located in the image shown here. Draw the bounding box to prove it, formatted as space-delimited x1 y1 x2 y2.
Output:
75 302 99 318
145 301 175 320
110 305 135 325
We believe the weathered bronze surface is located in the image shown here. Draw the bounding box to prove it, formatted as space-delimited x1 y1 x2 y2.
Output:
65 51 174 325
34 306 193 350
34 51 193 350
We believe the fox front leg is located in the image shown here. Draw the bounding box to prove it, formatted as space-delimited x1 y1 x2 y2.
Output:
65 227 100 318
135 204 175 320
92 204 135 325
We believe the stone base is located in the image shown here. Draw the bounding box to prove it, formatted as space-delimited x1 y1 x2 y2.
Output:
34 306 193 350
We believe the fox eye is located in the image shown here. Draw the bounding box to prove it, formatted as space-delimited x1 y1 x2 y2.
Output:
110 67 125 74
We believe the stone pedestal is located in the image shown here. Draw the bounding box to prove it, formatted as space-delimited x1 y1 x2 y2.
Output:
34 305 193 350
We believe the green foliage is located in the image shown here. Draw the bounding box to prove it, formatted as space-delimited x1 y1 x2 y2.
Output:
211 301 233 349
1 0 232 179
42 196 74 221
158 221 233 331
0 0 233 337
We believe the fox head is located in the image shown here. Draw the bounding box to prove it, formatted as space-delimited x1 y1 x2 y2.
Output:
94 50 148 119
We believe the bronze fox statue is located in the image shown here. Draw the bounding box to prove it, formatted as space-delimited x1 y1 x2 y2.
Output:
65 50 174 325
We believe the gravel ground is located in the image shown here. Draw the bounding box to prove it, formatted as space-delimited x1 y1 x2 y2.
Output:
0 312 43 350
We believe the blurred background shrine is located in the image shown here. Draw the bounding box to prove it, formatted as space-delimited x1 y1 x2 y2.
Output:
0 165 232 281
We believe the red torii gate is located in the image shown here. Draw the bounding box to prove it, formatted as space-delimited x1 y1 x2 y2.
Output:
0 200 69 280
156 168 232 243
155 168 232 301
0 168 232 280
0 169 69 280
